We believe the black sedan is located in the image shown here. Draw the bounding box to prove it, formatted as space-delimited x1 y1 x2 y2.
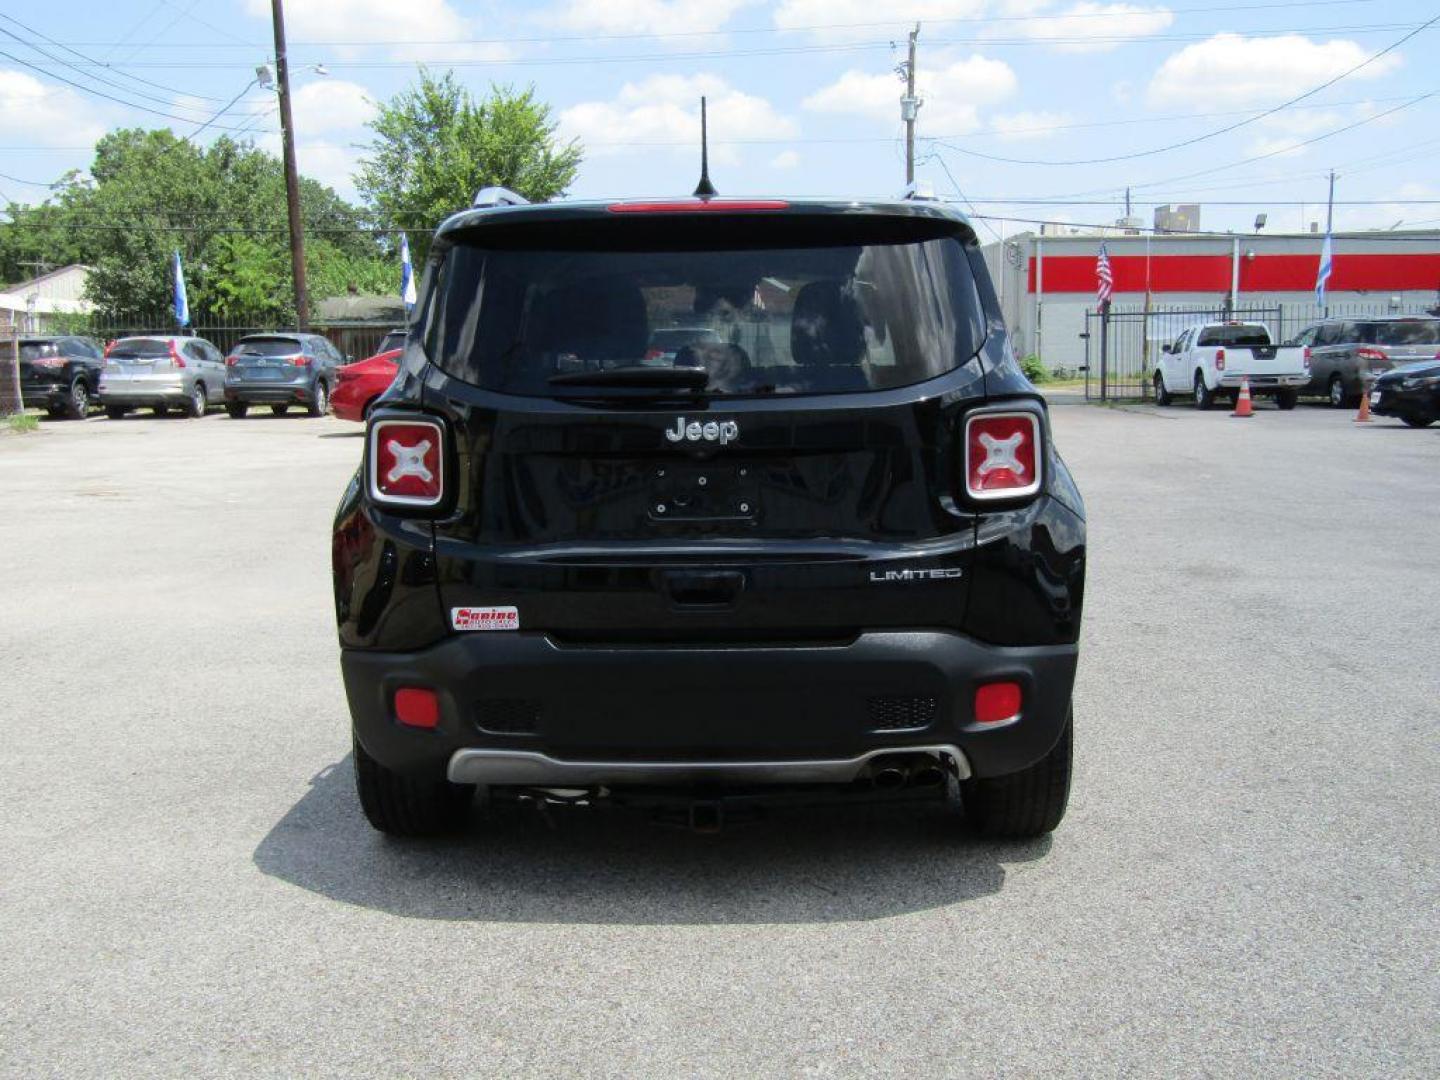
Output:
1370 359 1440 428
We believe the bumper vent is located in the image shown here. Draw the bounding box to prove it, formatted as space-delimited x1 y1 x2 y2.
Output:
867 696 938 731
475 698 542 735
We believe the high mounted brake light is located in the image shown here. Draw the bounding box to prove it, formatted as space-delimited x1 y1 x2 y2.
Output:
606 200 790 214
964 411 1043 502
368 416 446 509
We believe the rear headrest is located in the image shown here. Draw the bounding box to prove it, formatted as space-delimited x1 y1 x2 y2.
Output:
790 281 866 368
532 279 648 361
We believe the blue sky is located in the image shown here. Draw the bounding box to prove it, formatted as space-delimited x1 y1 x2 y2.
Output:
2 1 1437 235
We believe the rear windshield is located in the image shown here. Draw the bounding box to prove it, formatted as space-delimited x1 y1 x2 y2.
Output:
234 338 301 357
109 338 172 358
1197 325 1271 347
1363 320 1440 346
430 234 986 396
19 341 60 360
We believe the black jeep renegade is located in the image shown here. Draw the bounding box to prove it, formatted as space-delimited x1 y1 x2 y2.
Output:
332 193 1085 838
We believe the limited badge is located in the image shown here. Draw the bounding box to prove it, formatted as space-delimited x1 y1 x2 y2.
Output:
451 606 519 631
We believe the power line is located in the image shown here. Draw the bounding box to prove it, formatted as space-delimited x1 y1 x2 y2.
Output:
929 14 1440 168
0 48 272 130
20 0 1384 48
8 21 1419 70
0 13 237 105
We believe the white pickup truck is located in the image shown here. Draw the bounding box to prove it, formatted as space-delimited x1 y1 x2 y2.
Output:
1155 321 1310 410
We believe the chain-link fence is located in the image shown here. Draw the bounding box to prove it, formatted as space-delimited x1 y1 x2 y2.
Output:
1083 299 1440 400
1 311 21 417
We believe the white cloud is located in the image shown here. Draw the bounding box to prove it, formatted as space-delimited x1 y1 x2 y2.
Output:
990 110 1074 141
1005 3 1173 53
0 69 107 147
557 75 795 165
773 1 985 40
804 55 1017 136
551 0 759 35
770 150 801 169
242 0 505 61
1148 34 1402 109
1333 182 1440 232
288 80 377 137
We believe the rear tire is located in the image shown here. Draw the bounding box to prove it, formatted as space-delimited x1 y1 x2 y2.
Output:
1193 372 1215 410
961 710 1072 838
1153 372 1171 406
184 382 206 419
307 380 329 417
1275 389 1298 410
352 736 473 837
105 405 128 420
65 377 91 419
1328 375 1350 409
270 404 289 417
1402 415 1434 428
226 402 249 419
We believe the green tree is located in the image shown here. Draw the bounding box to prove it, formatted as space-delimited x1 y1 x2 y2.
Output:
0 127 387 324
356 71 582 261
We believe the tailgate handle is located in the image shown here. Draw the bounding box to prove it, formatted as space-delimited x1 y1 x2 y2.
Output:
663 570 744 608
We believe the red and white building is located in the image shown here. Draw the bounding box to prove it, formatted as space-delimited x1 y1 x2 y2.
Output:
981 230 1440 369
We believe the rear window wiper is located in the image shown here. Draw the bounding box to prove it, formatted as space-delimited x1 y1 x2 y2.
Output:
548 366 710 390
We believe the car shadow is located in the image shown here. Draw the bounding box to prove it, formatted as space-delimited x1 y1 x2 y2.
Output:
252 756 1049 925
317 431 364 439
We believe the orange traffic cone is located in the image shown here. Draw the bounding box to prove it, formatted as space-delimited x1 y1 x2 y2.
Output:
1232 377 1254 418
1355 384 1372 423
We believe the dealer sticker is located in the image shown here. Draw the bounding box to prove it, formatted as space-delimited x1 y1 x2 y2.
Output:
451 606 519 631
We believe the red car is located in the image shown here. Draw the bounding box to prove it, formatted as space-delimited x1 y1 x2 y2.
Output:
331 348 400 422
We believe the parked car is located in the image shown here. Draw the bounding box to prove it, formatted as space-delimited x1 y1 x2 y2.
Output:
1289 316 1440 407
643 326 722 365
331 347 400 422
333 190 1086 839
1155 321 1309 408
223 332 342 418
1369 358 1440 427
16 335 105 419
98 335 226 418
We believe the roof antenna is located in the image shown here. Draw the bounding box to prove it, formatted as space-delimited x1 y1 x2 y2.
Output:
693 96 718 199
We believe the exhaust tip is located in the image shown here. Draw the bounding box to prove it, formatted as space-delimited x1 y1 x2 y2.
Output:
872 766 907 790
910 764 945 788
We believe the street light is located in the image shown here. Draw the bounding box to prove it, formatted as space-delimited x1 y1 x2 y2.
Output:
1253 213 1267 233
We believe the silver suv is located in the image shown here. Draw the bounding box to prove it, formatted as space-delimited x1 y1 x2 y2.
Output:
98 335 226 419
1292 316 1440 407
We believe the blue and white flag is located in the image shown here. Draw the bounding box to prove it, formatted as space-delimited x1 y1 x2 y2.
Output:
172 249 190 328
400 233 417 312
1315 232 1333 307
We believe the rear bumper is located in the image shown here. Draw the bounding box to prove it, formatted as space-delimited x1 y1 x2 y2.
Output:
225 382 313 405
341 630 1078 785
1217 373 1308 389
98 378 187 405
20 381 65 407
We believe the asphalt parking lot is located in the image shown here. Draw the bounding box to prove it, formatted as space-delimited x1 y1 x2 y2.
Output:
1 399 1436 1077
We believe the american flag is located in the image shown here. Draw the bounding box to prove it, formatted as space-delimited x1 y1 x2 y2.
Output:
1096 242 1114 307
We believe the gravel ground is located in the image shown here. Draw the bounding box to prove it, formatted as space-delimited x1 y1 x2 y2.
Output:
0 399 1436 1078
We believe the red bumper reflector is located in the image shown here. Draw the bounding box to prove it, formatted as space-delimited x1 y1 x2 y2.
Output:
394 687 440 729
975 681 1022 725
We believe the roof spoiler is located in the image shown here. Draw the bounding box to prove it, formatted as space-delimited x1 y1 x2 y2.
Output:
472 186 530 209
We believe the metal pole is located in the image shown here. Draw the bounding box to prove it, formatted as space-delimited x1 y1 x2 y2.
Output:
1034 237 1044 365
270 0 310 330
1099 302 1110 402
1324 169 1335 319
904 24 919 186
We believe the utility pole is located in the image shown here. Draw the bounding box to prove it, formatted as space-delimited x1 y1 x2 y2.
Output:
901 24 921 186
270 0 310 330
